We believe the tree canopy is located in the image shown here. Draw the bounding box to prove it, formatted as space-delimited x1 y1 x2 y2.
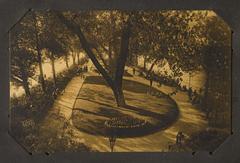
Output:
10 10 231 108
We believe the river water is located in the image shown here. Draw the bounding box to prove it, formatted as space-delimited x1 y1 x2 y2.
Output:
10 56 80 97
137 57 206 92
11 56 206 97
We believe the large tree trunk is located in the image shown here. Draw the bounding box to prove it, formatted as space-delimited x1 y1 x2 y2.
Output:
108 13 115 77
56 13 114 83
50 53 57 89
112 85 125 106
92 46 109 71
57 13 132 107
113 21 131 106
108 42 115 76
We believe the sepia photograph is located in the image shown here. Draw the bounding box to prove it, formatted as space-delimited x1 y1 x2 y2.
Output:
9 10 231 153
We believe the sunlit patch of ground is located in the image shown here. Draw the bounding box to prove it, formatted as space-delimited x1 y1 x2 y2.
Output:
70 70 208 152
29 70 208 152
72 73 179 138
31 76 94 153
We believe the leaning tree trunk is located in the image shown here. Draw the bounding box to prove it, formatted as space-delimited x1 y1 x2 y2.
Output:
112 84 125 106
57 13 131 107
50 52 57 89
93 46 109 71
113 20 131 106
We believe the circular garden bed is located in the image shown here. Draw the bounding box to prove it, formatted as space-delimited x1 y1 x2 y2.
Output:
72 76 179 138
104 116 150 138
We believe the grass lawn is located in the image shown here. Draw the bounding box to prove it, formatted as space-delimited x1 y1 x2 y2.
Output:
72 72 179 138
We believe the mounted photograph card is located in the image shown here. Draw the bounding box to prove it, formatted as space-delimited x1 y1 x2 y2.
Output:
9 10 232 153
0 0 239 163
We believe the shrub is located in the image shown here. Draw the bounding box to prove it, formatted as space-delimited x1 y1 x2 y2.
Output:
9 64 82 149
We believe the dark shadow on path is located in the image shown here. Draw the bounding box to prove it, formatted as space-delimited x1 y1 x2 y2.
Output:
84 75 167 95
72 74 180 138
72 103 179 138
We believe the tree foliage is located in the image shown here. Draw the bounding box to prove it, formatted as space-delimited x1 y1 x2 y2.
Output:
11 10 231 113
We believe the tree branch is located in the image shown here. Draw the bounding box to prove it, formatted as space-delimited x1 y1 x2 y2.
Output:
56 12 115 88
92 46 109 71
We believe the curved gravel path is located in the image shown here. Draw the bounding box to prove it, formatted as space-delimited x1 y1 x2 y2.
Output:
70 73 207 152
36 69 207 152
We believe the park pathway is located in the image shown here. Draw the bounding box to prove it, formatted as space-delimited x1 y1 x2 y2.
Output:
69 69 208 152
35 68 207 152
36 73 87 148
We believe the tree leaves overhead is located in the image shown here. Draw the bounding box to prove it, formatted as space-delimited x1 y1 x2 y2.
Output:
44 37 66 57
10 13 38 88
10 10 231 100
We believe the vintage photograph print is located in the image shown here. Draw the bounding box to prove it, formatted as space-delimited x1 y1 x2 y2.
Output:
9 10 231 153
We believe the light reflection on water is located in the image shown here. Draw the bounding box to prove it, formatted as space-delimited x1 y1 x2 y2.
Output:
137 57 206 92
10 55 89 97
10 56 206 97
